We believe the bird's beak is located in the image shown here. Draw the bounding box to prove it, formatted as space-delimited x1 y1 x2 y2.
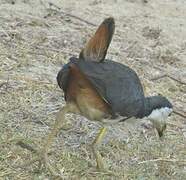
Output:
149 118 167 138
156 123 167 137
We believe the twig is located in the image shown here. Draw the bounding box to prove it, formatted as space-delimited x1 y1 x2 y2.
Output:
150 74 167 81
168 75 186 85
173 110 186 119
14 11 51 27
138 158 186 165
24 119 49 126
150 74 186 85
12 157 39 169
48 2 97 27
167 122 183 128
16 140 37 153
35 45 62 53
47 2 129 40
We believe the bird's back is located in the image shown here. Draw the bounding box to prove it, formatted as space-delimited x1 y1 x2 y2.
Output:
57 59 145 118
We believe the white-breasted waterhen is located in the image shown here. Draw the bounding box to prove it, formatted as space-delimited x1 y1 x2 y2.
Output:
25 17 173 175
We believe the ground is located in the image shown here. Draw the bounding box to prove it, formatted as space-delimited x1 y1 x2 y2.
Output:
0 0 186 179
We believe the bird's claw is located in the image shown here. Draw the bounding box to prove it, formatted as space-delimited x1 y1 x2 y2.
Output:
35 149 61 177
14 148 61 177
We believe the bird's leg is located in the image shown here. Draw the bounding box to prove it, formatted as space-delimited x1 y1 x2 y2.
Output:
38 103 79 175
91 127 107 171
38 105 70 175
16 103 79 176
42 105 71 154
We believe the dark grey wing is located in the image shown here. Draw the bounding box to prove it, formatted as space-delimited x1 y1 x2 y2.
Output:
57 62 71 93
77 60 145 117
57 57 78 96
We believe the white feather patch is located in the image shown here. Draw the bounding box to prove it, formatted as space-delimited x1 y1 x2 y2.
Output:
147 107 173 120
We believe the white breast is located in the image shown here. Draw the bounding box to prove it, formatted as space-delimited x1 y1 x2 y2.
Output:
147 107 173 120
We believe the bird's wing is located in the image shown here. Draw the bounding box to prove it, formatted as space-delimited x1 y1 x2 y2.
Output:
77 60 145 117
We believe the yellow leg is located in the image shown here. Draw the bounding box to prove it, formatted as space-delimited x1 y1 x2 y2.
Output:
43 105 71 153
91 127 107 171
40 103 79 176
43 103 80 152
16 103 80 177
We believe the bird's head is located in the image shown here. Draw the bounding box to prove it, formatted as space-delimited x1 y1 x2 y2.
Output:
147 107 173 137
144 96 173 137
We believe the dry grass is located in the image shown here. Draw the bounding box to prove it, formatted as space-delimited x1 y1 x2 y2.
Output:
0 0 186 179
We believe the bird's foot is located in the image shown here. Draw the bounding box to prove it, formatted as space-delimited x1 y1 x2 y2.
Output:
13 146 61 177
36 149 60 177
86 166 116 176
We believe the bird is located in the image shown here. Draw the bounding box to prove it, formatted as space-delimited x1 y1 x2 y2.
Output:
27 17 173 175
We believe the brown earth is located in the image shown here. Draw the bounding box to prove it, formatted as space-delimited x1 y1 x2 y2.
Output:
0 0 186 179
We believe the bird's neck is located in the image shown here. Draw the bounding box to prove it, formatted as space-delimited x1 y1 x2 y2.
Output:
143 96 172 118
141 95 173 137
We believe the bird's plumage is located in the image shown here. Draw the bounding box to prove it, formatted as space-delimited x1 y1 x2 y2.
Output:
79 17 115 62
58 58 144 118
57 58 173 121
